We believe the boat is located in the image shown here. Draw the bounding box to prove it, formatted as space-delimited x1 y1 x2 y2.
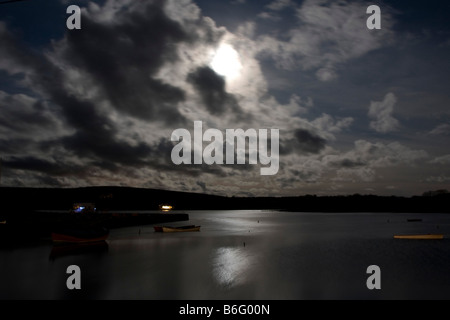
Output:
407 219 422 222
49 241 108 260
51 226 109 244
394 234 443 240
154 225 197 232
162 226 200 232
156 225 201 233
0 220 6 224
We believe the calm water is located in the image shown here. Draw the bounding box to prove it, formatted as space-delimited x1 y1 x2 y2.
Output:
1 210 450 300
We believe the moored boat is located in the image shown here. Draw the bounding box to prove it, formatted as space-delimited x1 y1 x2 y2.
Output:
49 241 109 260
51 226 109 244
160 225 201 233
394 234 443 240
154 225 197 232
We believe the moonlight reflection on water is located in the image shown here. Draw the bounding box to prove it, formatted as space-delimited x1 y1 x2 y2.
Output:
212 247 253 288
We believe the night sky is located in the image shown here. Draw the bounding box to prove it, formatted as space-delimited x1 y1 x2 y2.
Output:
0 0 449 197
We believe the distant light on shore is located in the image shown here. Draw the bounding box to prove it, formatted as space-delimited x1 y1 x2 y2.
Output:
160 205 173 212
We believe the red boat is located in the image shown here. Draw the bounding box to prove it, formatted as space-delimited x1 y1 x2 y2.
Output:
49 241 109 260
51 227 109 244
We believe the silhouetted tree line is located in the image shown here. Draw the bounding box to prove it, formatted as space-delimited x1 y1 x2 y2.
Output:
1 187 449 215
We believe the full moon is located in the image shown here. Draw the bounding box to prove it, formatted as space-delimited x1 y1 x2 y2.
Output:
210 44 243 80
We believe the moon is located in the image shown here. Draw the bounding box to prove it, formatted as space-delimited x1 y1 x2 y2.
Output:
210 43 243 81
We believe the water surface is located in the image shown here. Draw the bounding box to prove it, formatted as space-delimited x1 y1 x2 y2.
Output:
1 210 450 299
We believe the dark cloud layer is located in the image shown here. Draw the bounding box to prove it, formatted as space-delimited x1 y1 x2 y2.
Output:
280 129 327 155
294 129 327 154
62 3 189 124
4 156 85 176
0 97 53 132
188 66 241 115
0 24 154 172
0 0 228 182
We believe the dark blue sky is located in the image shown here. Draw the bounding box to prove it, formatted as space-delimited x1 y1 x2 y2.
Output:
0 0 67 46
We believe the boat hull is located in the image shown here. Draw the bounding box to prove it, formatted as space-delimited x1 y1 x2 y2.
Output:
394 234 443 239
51 227 109 244
154 225 198 232
49 241 108 259
51 233 109 243
161 226 200 233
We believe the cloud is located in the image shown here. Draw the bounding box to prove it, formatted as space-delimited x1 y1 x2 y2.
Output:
334 167 376 182
276 138 429 193
0 0 255 188
187 66 241 115
57 2 196 125
258 0 295 20
265 0 294 11
0 0 233 179
345 140 428 167
278 128 327 158
255 0 395 81
311 113 353 139
315 68 338 82
0 0 444 197
429 123 450 135
196 181 207 193
257 12 280 21
368 92 400 133
430 155 450 164
426 176 450 183
3 156 86 177
0 91 61 138
292 129 327 154
321 140 428 177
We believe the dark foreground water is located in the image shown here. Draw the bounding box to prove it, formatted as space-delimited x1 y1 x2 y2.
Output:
1 210 450 300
